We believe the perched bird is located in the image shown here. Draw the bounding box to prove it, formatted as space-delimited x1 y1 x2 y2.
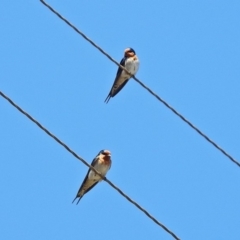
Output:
72 150 112 204
105 48 140 103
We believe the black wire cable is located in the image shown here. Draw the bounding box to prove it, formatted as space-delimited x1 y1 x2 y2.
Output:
40 0 240 168
0 90 180 240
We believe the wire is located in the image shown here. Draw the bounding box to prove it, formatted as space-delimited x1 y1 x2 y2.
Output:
39 0 240 168
0 90 180 240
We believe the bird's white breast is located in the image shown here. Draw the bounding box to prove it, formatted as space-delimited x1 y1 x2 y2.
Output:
124 57 140 75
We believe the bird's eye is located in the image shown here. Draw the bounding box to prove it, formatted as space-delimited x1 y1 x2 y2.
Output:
100 150 106 155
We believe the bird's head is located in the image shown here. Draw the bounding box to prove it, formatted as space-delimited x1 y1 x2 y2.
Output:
99 149 111 157
124 48 136 57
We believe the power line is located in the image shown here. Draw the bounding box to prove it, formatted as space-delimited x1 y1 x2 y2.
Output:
0 90 180 240
39 0 240 168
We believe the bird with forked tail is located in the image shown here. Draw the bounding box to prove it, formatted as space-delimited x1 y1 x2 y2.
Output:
72 150 112 204
105 48 139 103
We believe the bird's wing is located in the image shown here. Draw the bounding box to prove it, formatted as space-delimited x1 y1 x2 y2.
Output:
110 78 129 98
74 156 99 198
109 57 130 95
115 57 126 79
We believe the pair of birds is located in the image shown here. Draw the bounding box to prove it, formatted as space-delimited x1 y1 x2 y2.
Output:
72 48 139 204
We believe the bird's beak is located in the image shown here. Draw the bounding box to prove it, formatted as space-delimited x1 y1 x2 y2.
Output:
104 150 111 157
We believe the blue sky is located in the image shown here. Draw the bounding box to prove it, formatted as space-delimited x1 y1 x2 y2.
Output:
1 1 240 239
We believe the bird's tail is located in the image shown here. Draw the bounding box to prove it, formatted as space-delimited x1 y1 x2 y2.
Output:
72 197 77 204
72 196 82 205
104 94 111 103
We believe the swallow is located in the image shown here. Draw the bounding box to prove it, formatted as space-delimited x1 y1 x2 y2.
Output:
105 48 140 103
72 150 112 204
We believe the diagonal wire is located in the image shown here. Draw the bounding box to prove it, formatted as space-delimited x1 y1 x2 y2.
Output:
0 90 180 240
40 0 240 168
